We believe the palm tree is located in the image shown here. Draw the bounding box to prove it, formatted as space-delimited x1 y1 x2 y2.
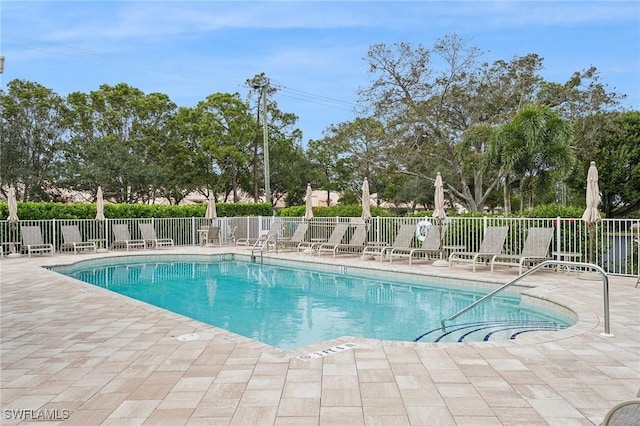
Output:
487 104 575 212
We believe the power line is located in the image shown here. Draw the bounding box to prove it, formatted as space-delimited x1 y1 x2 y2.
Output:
276 91 358 113
270 78 358 108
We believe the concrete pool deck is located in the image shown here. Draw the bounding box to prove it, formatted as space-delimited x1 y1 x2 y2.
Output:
1 246 638 425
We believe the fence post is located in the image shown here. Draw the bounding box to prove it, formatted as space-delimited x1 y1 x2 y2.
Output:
52 218 57 252
191 217 196 246
374 216 380 243
556 216 561 255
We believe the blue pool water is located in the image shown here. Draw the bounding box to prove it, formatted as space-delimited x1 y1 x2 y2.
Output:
51 256 574 350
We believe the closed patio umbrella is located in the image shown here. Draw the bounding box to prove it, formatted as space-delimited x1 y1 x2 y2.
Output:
432 172 447 222
199 197 218 245
304 183 314 221
7 187 18 223
581 161 600 227
432 172 448 267
205 197 217 223
361 177 371 222
95 186 105 221
581 161 600 264
94 187 108 251
6 187 20 256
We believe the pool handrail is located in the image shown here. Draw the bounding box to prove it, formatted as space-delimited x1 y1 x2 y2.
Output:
440 260 612 337
251 232 279 261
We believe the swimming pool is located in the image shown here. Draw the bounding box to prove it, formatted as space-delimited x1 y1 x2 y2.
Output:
50 255 574 350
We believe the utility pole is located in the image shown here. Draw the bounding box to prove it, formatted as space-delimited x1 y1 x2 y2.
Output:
252 75 270 204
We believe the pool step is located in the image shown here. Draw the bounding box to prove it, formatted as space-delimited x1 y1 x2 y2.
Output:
414 320 568 343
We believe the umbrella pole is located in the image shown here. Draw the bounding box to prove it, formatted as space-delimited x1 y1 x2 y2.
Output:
432 222 449 267
578 224 601 281
7 222 22 257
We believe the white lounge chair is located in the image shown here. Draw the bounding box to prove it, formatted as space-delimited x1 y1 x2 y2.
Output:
491 227 554 274
362 223 416 261
202 226 220 246
61 225 97 254
139 223 174 249
278 223 309 251
236 221 282 248
319 224 368 257
20 225 54 257
388 225 446 265
449 226 509 272
111 224 146 251
297 223 349 253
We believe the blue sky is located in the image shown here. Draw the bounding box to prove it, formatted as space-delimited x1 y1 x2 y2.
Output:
1 1 639 143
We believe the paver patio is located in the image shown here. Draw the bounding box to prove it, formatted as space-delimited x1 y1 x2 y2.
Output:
1 247 638 425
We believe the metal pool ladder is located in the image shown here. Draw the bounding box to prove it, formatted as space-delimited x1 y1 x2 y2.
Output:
251 233 279 262
440 260 613 337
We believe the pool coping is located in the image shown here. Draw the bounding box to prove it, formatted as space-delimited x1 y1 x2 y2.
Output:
39 250 597 357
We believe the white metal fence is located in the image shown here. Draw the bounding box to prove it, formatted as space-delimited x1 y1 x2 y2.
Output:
1 216 638 277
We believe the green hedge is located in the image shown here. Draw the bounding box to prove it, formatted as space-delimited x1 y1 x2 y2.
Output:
0 200 587 221
520 203 587 218
278 204 391 218
0 201 272 220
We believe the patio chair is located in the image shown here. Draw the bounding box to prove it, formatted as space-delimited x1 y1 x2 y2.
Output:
236 221 282 248
61 225 97 254
600 392 640 425
226 225 237 246
278 222 309 251
389 225 447 265
362 223 415 261
139 223 174 249
491 227 554 275
246 223 283 253
449 226 509 272
297 223 349 254
202 226 220 246
111 224 146 251
318 223 368 257
20 225 54 257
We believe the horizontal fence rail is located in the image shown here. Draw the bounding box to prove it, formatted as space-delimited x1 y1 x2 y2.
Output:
1 216 638 278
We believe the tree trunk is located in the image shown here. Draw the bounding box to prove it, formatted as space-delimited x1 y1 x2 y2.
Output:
230 157 239 202
503 175 511 214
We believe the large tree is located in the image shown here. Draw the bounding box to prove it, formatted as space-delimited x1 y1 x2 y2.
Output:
359 35 545 211
306 134 352 206
62 83 177 203
322 117 391 204
567 111 640 217
0 79 67 201
487 104 575 212
191 93 257 202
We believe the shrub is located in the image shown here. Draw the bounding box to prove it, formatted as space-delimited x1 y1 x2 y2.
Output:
522 204 586 218
0 201 272 220
278 204 391 218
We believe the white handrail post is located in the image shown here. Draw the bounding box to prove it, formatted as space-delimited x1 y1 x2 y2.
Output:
191 217 196 246
52 218 57 252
